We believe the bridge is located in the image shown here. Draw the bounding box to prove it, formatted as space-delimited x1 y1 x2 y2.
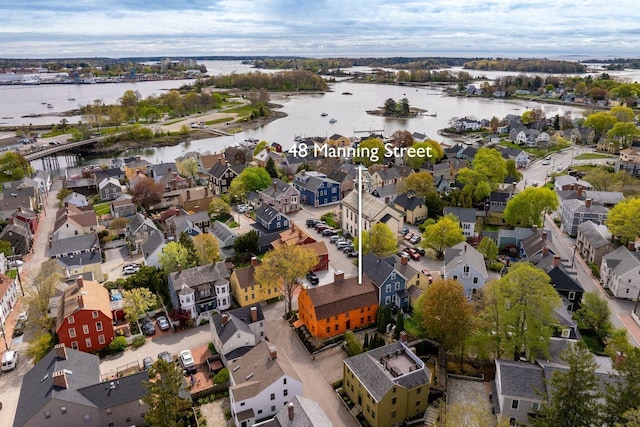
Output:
23 133 124 162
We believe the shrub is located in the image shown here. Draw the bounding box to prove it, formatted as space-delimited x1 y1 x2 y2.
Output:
489 262 505 272
131 335 146 348
107 336 128 354
213 368 229 384
224 409 232 420
207 342 217 355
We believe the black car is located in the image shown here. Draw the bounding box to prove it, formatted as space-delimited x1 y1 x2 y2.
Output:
346 249 359 258
142 321 156 336
306 218 320 227
13 321 26 337
158 351 173 364
413 247 426 256
306 271 319 285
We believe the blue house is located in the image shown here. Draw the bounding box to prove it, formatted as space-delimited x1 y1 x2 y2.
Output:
362 252 411 309
253 203 290 233
292 170 341 207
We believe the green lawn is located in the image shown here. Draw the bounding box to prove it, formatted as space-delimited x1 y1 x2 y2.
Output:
574 152 613 160
403 316 422 339
94 202 111 215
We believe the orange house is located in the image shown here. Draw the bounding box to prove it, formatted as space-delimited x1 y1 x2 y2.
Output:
297 271 379 339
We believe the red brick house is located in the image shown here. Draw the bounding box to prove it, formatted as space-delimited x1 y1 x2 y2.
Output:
271 224 328 271
56 277 115 353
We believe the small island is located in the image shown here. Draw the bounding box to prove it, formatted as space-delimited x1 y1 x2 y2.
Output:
366 97 425 118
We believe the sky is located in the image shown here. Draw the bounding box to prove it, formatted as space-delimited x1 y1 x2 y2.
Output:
1 0 639 59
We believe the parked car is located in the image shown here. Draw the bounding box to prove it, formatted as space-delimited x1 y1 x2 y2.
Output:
306 218 320 227
341 244 354 253
313 221 326 230
401 226 409 235
8 259 23 268
410 235 422 244
334 238 347 246
336 241 351 250
236 203 252 213
306 271 319 285
404 232 414 241
404 248 421 260
1 350 19 372
180 349 196 373
17 311 28 322
158 351 173 364
142 320 156 336
329 235 341 244
13 321 26 337
123 265 139 275
156 316 170 331
396 251 410 260
346 249 358 258
322 228 336 236
315 224 329 233
413 247 425 256
142 356 154 370
542 160 550 165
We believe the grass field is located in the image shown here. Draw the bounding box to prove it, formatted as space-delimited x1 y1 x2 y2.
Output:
94 202 111 215
574 152 613 160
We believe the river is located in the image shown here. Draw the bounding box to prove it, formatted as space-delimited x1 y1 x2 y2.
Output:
1 59 623 170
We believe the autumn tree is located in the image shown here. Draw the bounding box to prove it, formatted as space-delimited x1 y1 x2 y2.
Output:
584 111 617 141
123 287 158 328
396 171 433 198
175 157 199 180
130 176 164 210
254 244 317 317
415 279 474 353
25 259 63 329
503 186 558 228
192 233 220 265
158 241 194 273
143 359 193 427
405 140 444 169
353 138 385 167
390 130 414 148
606 197 640 244
421 214 466 259
530 342 602 427
489 263 561 360
353 222 398 256
208 197 231 221
602 348 640 427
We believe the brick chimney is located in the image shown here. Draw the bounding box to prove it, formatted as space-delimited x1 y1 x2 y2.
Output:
186 190 191 200
250 306 258 323
77 277 84 288
204 187 209 197
541 231 547 241
552 255 562 267
399 331 408 343
334 270 345 282
288 402 295 421
273 181 277 191
400 256 408 265
615 351 626 368
542 246 550 256
577 187 583 198
585 198 592 208
532 224 538 232
77 294 84 309
54 343 67 360
251 256 258 267
52 370 69 389
267 342 278 360
221 313 229 325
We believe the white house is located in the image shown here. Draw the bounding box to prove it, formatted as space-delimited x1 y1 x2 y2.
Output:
340 191 404 239
210 305 265 363
443 242 488 297
443 207 477 238
600 246 640 299
0 273 18 330
229 341 302 427
141 229 166 269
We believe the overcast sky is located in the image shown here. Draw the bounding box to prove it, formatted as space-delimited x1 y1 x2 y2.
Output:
1 0 639 59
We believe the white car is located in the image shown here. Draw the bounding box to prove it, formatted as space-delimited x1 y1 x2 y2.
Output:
17 311 28 322
8 260 23 268
236 203 252 213
123 265 139 275
180 349 195 370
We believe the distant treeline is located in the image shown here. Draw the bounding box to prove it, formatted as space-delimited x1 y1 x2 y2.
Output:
463 59 586 73
196 70 329 92
581 58 640 70
251 57 472 72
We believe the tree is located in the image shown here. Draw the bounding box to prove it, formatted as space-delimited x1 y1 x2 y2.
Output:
0 151 34 181
353 138 385 167
396 171 433 198
234 230 259 255
607 122 640 148
584 111 617 141
124 266 170 306
253 140 268 156
159 241 193 273
143 359 192 427
456 168 493 203
477 237 498 263
236 166 272 191
603 348 640 427
416 279 474 352
574 292 614 344
110 217 129 229
472 147 508 189
254 244 317 317
25 259 63 329
176 157 199 180
208 197 231 221
610 106 636 123
0 240 11 256
122 288 158 327
383 98 397 114
530 342 602 427
192 233 220 265
421 214 465 259
26 332 55 363
503 187 558 228
390 130 414 148
393 311 405 340
265 157 278 179
492 263 561 360
178 232 197 265
353 222 397 256
606 198 640 244
56 188 73 205
130 176 164 210
405 140 444 169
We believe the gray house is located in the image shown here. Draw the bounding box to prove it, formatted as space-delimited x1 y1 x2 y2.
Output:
560 198 609 237
443 207 477 238
98 177 122 201
443 242 488 298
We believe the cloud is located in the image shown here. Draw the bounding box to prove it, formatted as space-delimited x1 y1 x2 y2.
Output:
0 0 639 57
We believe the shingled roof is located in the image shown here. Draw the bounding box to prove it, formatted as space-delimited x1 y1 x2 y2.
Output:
304 275 378 320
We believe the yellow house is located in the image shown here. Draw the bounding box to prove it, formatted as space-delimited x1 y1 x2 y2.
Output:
392 191 428 225
124 157 152 182
326 133 351 147
230 257 280 307
343 340 431 427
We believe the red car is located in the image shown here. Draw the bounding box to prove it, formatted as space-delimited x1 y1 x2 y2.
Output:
404 232 414 241
404 247 421 261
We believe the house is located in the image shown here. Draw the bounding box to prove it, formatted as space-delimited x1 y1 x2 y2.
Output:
326 133 350 147
0 223 32 254
443 242 488 298
229 341 302 427
369 166 402 190
141 229 166 269
199 153 225 173
230 256 279 307
258 179 301 214
168 261 231 318
500 147 530 168
124 156 152 181
271 223 316 247
94 166 125 184
110 196 137 218
343 340 431 427
601 246 640 299
56 277 115 352
561 198 609 237
13 344 148 427
125 212 159 251
443 207 477 238
210 304 265 362
56 246 104 283
165 210 211 239
0 193 35 220
0 273 18 331
296 271 378 339
151 162 177 182
254 148 284 168
455 117 482 131
341 191 404 239
254 395 334 427
33 169 52 193
52 204 99 240
61 192 89 208
50 233 100 259
63 175 98 198
582 190 625 208
157 168 192 192
531 253 585 311
362 253 413 309
487 191 513 216
98 177 122 201
570 127 596 145
254 203 290 234
392 191 428 225
208 161 247 195
10 207 39 236
211 220 238 249
576 221 615 266
292 170 341 208
554 175 592 193
519 226 554 260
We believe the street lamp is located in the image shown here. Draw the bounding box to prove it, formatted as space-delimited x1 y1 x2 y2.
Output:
357 164 368 285
0 319 9 350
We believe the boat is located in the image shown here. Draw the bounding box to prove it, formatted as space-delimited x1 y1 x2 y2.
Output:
321 112 328 117
341 92 353 95
47 103 53 108
329 118 337 123
68 90 76 101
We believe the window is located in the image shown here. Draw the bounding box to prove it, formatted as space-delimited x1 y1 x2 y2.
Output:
44 411 51 419
270 393 275 400
335 324 339 331
98 334 106 345
326 326 330 333
532 402 540 411
568 291 576 300
453 275 458 280
271 406 276 412
258 409 263 415
96 321 103 332
71 341 78 350
68 315 75 324
83 325 89 334
201 288 211 298
240 402 245 407
511 399 519 409
92 311 99 318
284 389 288 396
69 328 76 338
473 277 479 284
416 400 421 407
391 410 396 419
510 418 517 426
106 408 112 415
392 397 397 405
386 284 391 293
284 378 287 385
125 417 131 423
61 406 67 414
85 338 92 348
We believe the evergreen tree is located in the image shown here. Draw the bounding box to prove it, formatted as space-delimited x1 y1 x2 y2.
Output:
143 359 192 427
376 307 386 333
393 311 405 340
603 348 640 426
363 333 369 350
178 232 197 267
530 342 602 427
266 157 279 179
